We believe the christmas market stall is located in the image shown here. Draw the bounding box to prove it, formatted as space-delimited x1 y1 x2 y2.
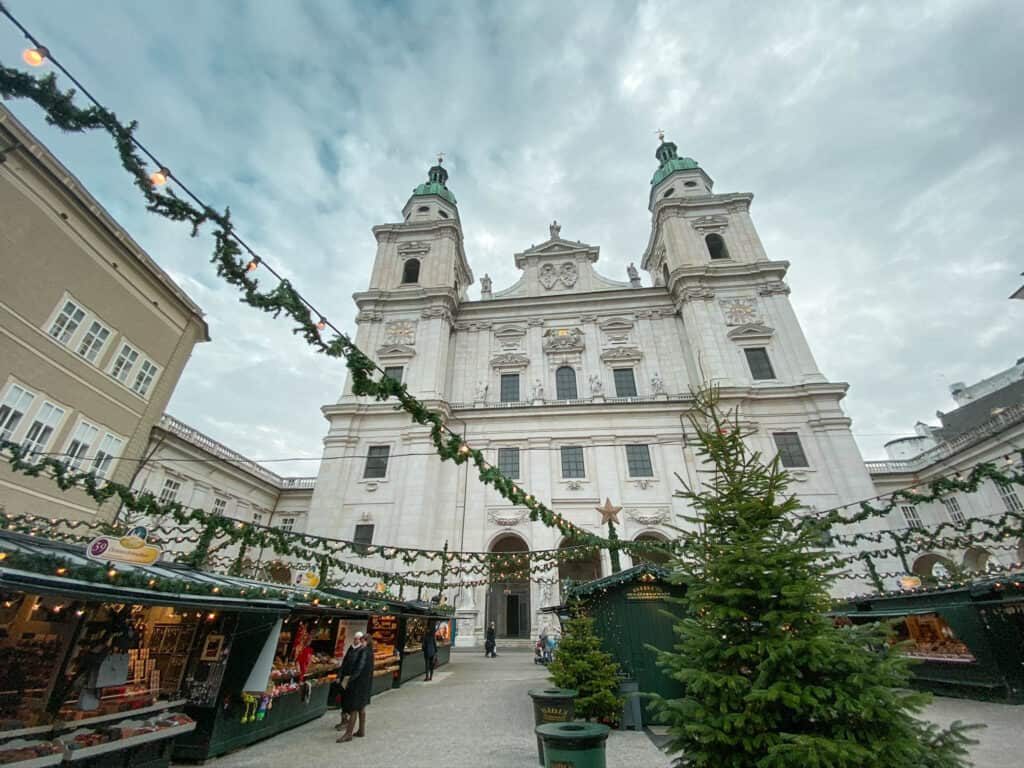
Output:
0 529 288 768
395 601 453 685
832 573 1024 704
549 564 686 726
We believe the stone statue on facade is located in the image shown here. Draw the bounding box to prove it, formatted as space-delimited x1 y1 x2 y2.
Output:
476 381 489 402
627 262 641 288
588 374 604 396
549 220 561 239
651 372 666 395
531 379 545 401
480 273 492 293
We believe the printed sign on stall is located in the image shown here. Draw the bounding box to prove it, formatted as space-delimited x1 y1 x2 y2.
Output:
292 570 321 590
86 526 162 566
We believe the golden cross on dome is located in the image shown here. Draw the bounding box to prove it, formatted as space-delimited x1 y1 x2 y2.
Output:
436 151 446 165
596 497 622 526
656 128 665 143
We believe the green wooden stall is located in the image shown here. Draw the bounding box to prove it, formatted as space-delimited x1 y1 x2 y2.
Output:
555 564 686 726
833 573 1024 704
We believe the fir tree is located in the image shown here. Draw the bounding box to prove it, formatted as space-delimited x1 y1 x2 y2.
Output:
649 388 976 768
549 603 624 725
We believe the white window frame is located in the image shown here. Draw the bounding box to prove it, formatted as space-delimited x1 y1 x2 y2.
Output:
559 445 587 480
76 319 113 365
900 504 923 530
279 517 296 532
46 296 89 347
212 497 228 516
109 341 142 384
252 509 266 527
131 358 161 398
362 444 392 481
625 444 655 478
0 381 37 443
158 477 182 504
21 400 68 459
63 418 101 472
941 496 966 525
997 483 1023 513
497 447 521 479
90 431 125 480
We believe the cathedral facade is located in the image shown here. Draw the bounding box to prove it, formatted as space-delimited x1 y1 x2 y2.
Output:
305 140 877 645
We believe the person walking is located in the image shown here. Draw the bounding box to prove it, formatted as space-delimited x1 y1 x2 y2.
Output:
485 621 497 658
334 632 363 731
337 635 374 742
422 622 438 682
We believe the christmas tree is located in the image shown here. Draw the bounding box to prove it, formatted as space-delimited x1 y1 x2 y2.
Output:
549 603 624 725
649 388 975 767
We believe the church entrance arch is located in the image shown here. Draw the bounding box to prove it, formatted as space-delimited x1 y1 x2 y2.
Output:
633 531 671 566
486 533 531 639
557 537 602 586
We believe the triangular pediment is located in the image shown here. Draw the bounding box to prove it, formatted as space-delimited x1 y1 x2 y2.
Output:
726 323 774 340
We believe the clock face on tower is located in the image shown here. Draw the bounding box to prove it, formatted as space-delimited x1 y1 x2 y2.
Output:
385 320 417 346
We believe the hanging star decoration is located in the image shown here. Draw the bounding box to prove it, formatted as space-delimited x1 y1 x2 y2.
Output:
596 498 622 525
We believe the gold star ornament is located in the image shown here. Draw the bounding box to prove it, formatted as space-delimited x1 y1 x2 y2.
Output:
596 497 622 525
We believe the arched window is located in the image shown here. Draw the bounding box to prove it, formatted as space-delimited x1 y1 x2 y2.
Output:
661 264 670 287
706 233 729 260
401 258 420 284
555 367 577 400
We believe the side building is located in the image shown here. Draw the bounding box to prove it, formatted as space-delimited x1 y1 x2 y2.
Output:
0 106 208 521
305 137 878 645
862 357 1024 582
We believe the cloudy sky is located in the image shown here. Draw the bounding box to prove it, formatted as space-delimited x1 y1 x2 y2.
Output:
2 0 1021 473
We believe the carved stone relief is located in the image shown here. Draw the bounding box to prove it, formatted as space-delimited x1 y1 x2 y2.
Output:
542 328 585 353
420 306 452 322
487 508 528 527
758 280 791 296
539 261 579 290
679 286 715 303
355 310 384 324
625 507 670 524
494 325 527 351
599 347 643 364
690 214 729 234
490 352 531 370
719 297 760 326
385 320 417 345
397 240 431 257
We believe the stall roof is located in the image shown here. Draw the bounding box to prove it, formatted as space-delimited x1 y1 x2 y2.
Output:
565 564 673 599
0 530 360 614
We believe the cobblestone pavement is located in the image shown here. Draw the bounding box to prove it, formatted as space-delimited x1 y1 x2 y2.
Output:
200 648 672 768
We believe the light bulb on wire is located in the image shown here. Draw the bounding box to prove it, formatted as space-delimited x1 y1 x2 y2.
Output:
22 46 49 67
149 167 171 187
246 257 260 273
316 317 327 331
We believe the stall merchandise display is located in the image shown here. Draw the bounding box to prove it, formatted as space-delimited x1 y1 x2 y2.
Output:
403 617 426 653
897 614 976 663
367 616 400 678
0 738 62 765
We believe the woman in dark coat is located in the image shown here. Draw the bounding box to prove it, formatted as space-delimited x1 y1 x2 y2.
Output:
337 636 374 742
485 621 497 658
422 622 438 681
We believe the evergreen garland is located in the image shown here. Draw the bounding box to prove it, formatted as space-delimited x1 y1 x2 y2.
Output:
648 388 977 768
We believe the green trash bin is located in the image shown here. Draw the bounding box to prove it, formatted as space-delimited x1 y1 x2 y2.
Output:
528 687 578 765
536 722 610 768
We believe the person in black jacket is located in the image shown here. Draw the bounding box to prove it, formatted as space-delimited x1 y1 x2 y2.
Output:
334 632 363 731
422 621 438 681
337 636 374 742
485 621 497 658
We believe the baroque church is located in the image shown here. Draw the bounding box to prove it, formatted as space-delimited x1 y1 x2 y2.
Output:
304 137 877 645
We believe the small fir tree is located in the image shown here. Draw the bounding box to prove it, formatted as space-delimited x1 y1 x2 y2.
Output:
649 388 976 768
549 603 624 725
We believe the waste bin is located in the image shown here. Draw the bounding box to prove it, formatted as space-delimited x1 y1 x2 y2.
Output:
618 678 641 730
528 687 578 765
535 722 610 768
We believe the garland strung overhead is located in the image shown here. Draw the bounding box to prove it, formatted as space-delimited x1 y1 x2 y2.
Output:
0 53 677 553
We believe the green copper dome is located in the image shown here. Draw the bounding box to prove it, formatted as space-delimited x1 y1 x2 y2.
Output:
413 161 457 205
651 139 698 186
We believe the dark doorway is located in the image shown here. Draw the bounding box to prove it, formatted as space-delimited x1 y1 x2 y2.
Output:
506 595 520 636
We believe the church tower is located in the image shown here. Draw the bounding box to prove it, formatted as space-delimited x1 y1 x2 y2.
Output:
349 157 473 402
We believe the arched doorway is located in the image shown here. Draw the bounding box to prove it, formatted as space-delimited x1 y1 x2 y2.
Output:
963 546 1001 573
486 533 531 639
557 538 602 586
633 532 671 566
912 553 956 580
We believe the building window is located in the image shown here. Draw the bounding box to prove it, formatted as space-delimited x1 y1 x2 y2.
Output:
252 510 265 526
91 433 123 480
498 447 520 479
279 517 296 532
401 258 420 284
158 478 181 504
900 504 923 530
500 374 520 403
65 420 100 471
772 432 808 468
625 445 654 477
560 446 585 479
48 300 86 345
997 483 1024 513
76 320 111 364
942 496 966 525
131 360 159 397
706 233 730 260
0 383 35 442
363 445 390 478
744 348 776 380
353 524 374 552
110 343 141 383
613 368 637 397
22 401 65 457
212 497 228 516
555 367 578 400
383 366 404 384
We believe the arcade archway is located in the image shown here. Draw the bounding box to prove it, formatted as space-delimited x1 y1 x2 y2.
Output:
557 537 602 585
486 533 531 639
633 532 671 566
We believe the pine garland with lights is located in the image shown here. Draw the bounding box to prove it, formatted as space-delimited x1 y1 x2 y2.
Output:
648 388 976 768
548 601 623 726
